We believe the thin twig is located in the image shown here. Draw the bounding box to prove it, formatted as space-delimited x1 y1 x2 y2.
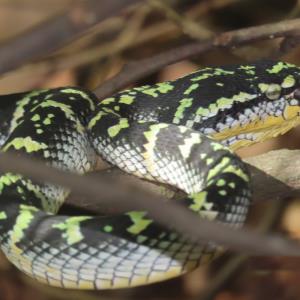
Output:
0 151 300 257
248 256 300 271
149 0 213 40
44 4 150 71
94 18 300 99
200 196 286 300
77 148 300 212
0 0 143 75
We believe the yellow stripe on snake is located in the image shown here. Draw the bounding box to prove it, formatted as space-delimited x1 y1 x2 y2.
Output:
0 60 299 289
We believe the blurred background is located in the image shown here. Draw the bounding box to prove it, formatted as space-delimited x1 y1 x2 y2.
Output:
1 0 300 299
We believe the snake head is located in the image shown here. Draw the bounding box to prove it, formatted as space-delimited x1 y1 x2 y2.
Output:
253 61 300 120
206 60 300 150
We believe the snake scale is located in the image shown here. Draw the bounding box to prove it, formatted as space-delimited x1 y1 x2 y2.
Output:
0 60 299 289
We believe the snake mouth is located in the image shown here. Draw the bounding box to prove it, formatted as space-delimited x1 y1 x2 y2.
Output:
209 100 300 150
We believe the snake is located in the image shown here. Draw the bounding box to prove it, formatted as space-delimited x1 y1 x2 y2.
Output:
0 60 299 290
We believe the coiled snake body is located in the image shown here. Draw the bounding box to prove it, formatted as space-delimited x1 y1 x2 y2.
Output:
0 60 300 289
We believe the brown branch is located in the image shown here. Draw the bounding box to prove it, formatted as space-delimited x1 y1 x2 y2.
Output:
85 149 300 210
248 256 300 271
149 0 213 40
245 149 300 201
0 150 299 257
0 0 143 75
200 189 286 300
94 18 300 100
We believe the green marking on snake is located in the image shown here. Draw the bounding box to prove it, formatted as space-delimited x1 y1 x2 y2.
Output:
178 125 189 133
191 68 234 81
158 241 170 249
3 137 48 152
133 85 151 92
17 186 23 194
141 82 174 97
196 107 210 117
189 191 208 212
200 153 207 159
258 83 269 92
207 156 230 181
37 100 75 119
10 91 42 132
216 179 226 187
282 75 296 88
53 216 91 245
107 118 129 137
126 211 152 235
61 88 96 110
239 65 256 75
137 235 148 243
173 98 193 123
266 61 294 74
211 142 227 151
206 158 214 165
103 225 113 233
43 114 55 125
184 83 199 95
10 205 38 252
33 100 84 134
214 92 257 110
101 97 115 105
143 123 169 168
195 92 256 117
178 132 201 159
0 173 54 213
1 61 300 290
239 65 255 70
31 114 40 122
225 92 256 103
0 174 22 193
223 164 249 182
229 182 236 189
0 211 7 220
246 70 255 75
88 111 107 129
143 123 169 142
119 94 135 104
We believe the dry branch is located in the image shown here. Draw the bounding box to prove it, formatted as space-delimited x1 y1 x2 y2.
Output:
248 256 300 270
0 0 143 75
0 149 299 257
86 149 300 209
95 18 300 100
245 149 300 201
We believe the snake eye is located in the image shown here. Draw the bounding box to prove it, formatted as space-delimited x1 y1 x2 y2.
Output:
265 84 281 100
293 88 300 100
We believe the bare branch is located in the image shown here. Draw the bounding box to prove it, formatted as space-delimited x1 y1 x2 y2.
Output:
0 0 143 75
0 150 300 257
200 190 286 300
248 256 300 270
85 148 300 209
149 0 213 40
94 18 300 100
245 149 300 201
